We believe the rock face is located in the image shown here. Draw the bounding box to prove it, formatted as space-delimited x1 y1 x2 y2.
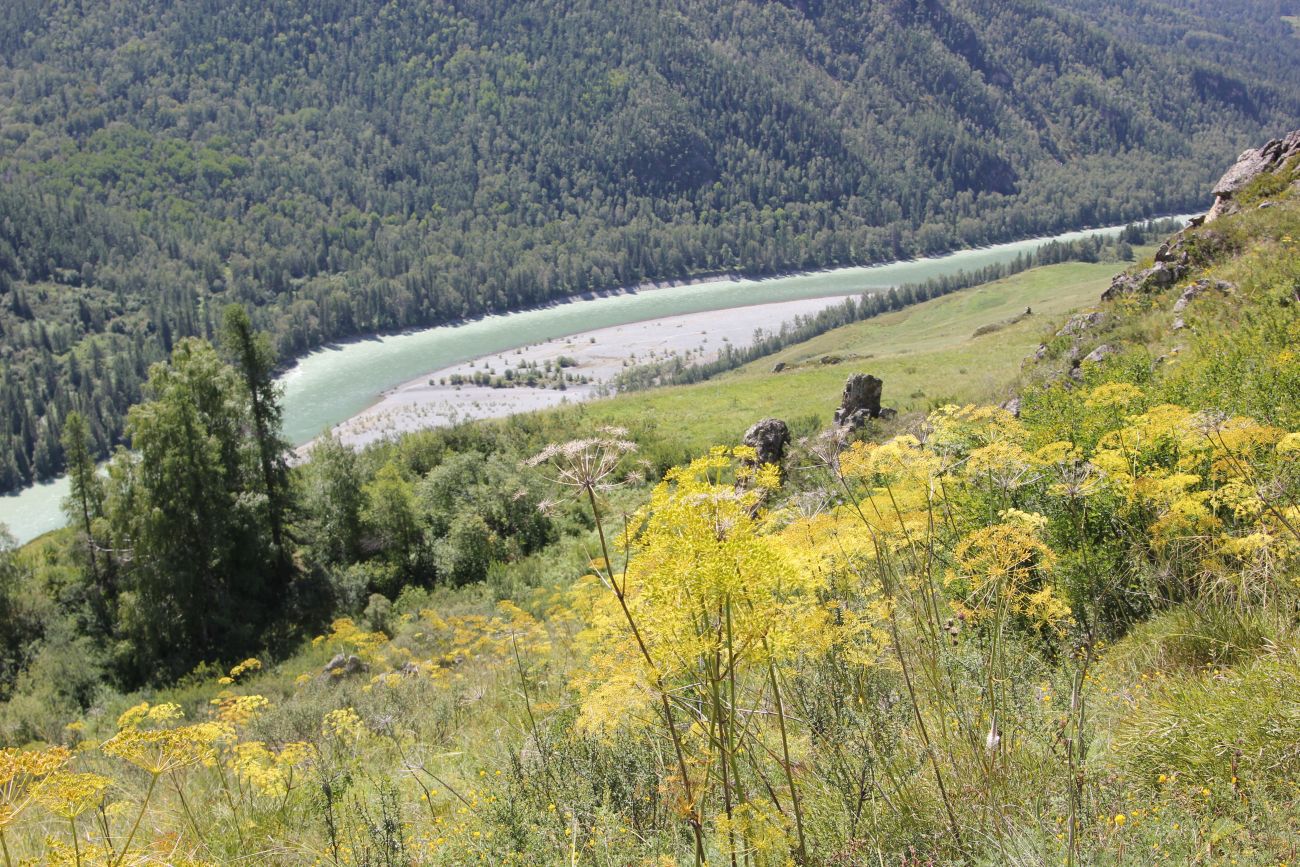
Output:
324 653 368 678
1056 311 1106 338
1207 130 1300 222
1173 279 1234 313
834 374 884 429
1081 343 1117 365
742 418 791 467
1101 231 1229 302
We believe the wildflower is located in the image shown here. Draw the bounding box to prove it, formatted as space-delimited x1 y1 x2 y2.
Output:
1114 813 1126 827
102 723 224 776
524 427 636 496
227 657 262 681
322 707 367 742
34 772 112 819
212 694 271 727
0 746 71 828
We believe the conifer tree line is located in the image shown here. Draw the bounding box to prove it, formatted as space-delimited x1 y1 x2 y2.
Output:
1 0 1297 491
0 304 559 701
610 220 1169 391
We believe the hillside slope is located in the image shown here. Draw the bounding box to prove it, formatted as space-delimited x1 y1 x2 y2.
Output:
1 131 1298 866
1 0 1297 490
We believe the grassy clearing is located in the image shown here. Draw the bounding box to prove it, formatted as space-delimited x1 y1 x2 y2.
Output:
564 257 1135 448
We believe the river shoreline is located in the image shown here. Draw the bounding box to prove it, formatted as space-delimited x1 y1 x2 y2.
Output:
279 213 1188 379
1 214 1196 544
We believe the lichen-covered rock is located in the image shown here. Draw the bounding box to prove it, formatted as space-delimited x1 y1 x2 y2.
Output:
1056 311 1106 338
1207 130 1300 222
1101 261 1187 300
1081 344 1117 365
324 653 368 678
742 418 791 467
833 374 884 429
1173 279 1234 313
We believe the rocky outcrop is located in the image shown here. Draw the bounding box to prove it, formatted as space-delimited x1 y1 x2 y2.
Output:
834 374 887 430
1173 279 1234 314
742 418 791 467
1101 231 1231 301
1207 130 1300 222
1056 311 1105 338
1102 261 1185 301
324 653 368 678
1081 344 1117 365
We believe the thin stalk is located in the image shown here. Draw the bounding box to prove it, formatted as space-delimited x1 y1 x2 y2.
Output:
70 816 82 867
586 485 705 864
112 772 158 867
763 644 808 864
510 632 556 795
1 828 12 867
710 645 738 867
173 774 210 853
213 760 246 848
834 472 965 852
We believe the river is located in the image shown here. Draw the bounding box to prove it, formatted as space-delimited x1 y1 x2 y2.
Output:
0 218 1181 544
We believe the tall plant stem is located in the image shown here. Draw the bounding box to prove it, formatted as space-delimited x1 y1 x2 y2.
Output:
586 485 706 865
212 761 246 848
835 474 965 853
69 816 82 867
113 772 158 867
510 632 557 799
1 827 13 867
763 643 808 864
173 774 210 854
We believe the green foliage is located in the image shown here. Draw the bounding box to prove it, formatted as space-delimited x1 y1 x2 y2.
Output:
100 339 290 684
1 0 1296 490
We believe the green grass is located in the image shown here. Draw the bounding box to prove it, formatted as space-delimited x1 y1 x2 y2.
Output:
563 257 1135 449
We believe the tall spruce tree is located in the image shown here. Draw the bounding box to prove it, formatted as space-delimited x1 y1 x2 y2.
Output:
60 410 105 601
220 304 292 574
104 339 284 683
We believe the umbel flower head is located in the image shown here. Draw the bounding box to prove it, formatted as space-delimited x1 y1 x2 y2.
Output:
34 771 112 819
101 702 224 776
524 426 637 496
0 745 71 828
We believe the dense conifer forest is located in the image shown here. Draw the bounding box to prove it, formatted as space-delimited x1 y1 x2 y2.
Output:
1 0 1298 490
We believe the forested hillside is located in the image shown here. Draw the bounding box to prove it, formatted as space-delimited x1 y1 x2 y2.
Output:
1 0 1297 490
0 135 1297 865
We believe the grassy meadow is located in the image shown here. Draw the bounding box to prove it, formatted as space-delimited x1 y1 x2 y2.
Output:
4 181 1300 867
570 257 1137 452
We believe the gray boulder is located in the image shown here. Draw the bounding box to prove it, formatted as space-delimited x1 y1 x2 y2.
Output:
1173 279 1234 313
742 418 791 468
1056 311 1106 338
324 653 368 678
834 374 885 430
1207 130 1300 222
1081 344 1117 365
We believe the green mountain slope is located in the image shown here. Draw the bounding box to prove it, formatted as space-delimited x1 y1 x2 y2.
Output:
1 0 1297 491
1 132 1299 866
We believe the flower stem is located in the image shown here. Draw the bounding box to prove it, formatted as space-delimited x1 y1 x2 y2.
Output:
585 484 705 865
70 816 82 867
113 772 158 867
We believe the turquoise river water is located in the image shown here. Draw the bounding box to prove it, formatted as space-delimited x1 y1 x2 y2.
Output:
0 219 1184 544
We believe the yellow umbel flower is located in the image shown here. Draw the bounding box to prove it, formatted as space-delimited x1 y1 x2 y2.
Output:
34 771 112 819
0 746 71 828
